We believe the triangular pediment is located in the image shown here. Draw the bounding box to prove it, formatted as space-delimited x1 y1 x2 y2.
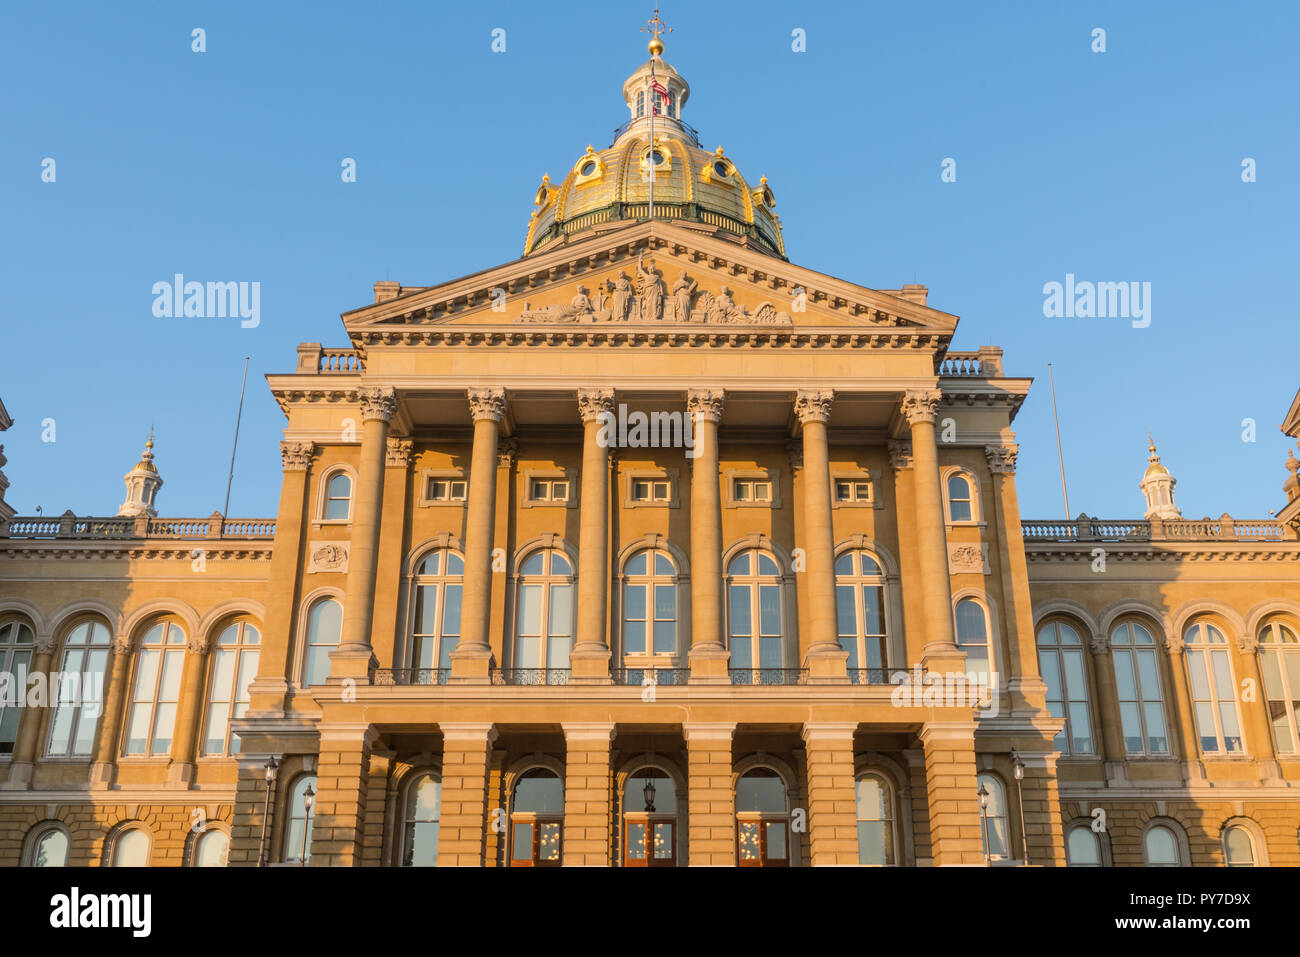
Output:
341 220 958 339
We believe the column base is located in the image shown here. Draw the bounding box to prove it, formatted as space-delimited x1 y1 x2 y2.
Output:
327 647 377 683
568 648 612 684
687 647 731 684
0 761 33 790
449 648 494 684
803 647 850 684
89 762 116 790
921 643 968 675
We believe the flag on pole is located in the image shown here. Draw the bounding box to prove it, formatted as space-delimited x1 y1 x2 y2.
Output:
651 79 670 115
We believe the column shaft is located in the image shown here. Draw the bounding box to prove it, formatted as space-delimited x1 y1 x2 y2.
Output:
89 638 132 788
436 724 497 865
687 390 727 680
795 391 845 680
903 391 957 666
802 723 858 864
3 644 54 788
310 727 374 865
167 639 210 785
573 390 615 680
562 722 614 865
919 723 985 865
685 722 735 865
453 389 506 681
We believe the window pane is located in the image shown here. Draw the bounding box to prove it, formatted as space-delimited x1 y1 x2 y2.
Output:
548 585 573 637
835 586 856 637
33 829 69 867
1120 702 1142 753
511 822 533 860
415 586 439 636
1113 651 1137 699
1187 651 1210 700
1145 826 1177 865
519 585 542 636
403 821 439 867
736 771 785 812
442 585 462 638
955 601 987 642
728 553 750 576
858 821 889 865
757 554 779 575
653 823 673 859
195 830 229 867
1062 650 1086 698
653 620 675 655
1069 702 1093 753
862 587 883 635
204 702 230 754
765 821 787 859
538 823 561 861
1039 651 1062 700
1224 827 1254 865
1137 649 1161 698
653 584 675 621
758 586 781 635
1068 828 1100 866
737 822 760 860
113 830 150 867
551 553 572 575
1144 701 1168 753
654 553 674 576
520 553 544 575
728 585 751 637
624 620 645 655
627 822 647 859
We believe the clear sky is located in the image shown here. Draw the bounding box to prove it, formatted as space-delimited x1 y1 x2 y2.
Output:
2 0 1297 522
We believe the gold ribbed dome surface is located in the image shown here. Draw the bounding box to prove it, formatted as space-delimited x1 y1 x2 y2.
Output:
525 53 784 259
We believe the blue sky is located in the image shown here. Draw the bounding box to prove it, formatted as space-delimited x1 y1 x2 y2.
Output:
2 0 1297 522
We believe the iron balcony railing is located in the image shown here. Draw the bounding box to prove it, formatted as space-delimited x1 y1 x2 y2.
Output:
729 668 807 686
848 668 910 686
491 668 570 686
372 668 451 686
614 668 689 687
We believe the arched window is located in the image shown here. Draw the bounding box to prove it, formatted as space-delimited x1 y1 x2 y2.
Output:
1111 620 1169 755
514 550 574 683
623 768 677 867
736 768 789 867
323 471 352 521
410 549 464 681
1144 823 1182 866
193 829 229 867
956 598 991 680
621 548 678 664
1184 620 1243 753
303 598 342 687
976 773 1008 861
1258 619 1300 754
666 95 676 118
510 768 563 866
110 826 151 867
285 775 317 864
48 618 111 757
0 618 34 754
1036 620 1093 754
727 549 785 683
203 620 260 755
124 620 187 756
855 773 896 866
1222 824 1256 866
636 91 645 118
24 823 69 867
401 772 441 867
946 473 975 522
835 551 888 681
1067 825 1102 866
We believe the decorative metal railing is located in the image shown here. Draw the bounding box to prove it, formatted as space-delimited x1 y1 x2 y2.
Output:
372 668 451 686
614 668 689 687
529 200 785 259
1022 516 1287 543
491 668 571 686
610 118 701 147
729 668 807 686
2 514 276 540
848 667 910 686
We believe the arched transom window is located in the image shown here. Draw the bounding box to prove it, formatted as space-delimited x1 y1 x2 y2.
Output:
514 550 574 683
48 619 111 758
411 549 464 682
1184 621 1242 753
835 551 888 681
125 620 187 756
1110 620 1168 755
203 620 260 755
0 618 34 754
1036 620 1093 755
736 768 789 867
622 548 678 663
1258 619 1300 754
727 549 785 683
401 772 442 867
510 768 564 867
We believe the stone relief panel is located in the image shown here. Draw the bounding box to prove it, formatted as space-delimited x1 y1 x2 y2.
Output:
308 542 349 574
947 542 990 575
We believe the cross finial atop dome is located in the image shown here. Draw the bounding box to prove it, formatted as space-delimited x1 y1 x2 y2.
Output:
641 7 672 57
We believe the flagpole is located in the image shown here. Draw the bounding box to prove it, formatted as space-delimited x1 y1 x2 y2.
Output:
222 356 250 520
649 54 655 220
1048 362 1071 519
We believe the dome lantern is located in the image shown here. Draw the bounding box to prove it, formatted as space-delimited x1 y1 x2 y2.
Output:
118 429 164 518
1139 434 1182 520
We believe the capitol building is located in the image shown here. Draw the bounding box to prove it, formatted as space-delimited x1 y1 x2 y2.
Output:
2 35 1299 868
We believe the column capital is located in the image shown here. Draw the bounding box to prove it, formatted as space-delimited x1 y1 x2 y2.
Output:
686 388 725 423
561 721 616 743
359 386 398 423
576 388 616 422
186 635 211 656
1089 633 1111 656
794 389 834 424
887 439 913 470
111 634 132 656
496 436 519 469
683 721 736 742
280 440 315 471
1236 633 1259 655
800 722 858 744
467 387 507 423
385 437 413 468
1165 632 1185 656
985 443 1020 474
901 389 943 425
34 635 56 655
438 722 500 746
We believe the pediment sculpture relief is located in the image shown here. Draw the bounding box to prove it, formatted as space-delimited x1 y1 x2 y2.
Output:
516 251 792 325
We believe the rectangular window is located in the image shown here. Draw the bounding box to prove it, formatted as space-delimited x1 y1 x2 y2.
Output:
733 479 772 503
630 479 672 502
529 478 570 503
834 479 873 503
426 478 467 502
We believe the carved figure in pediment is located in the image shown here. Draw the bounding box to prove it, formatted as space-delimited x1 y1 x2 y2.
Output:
635 251 665 322
693 290 714 323
611 272 634 322
710 285 740 323
672 271 697 323
565 284 594 319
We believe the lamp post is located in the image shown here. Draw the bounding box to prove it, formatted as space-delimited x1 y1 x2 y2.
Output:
257 756 278 867
300 784 315 866
978 782 990 866
1011 749 1029 865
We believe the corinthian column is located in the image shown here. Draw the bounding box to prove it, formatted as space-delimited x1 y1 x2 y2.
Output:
572 389 616 683
687 389 728 682
167 633 211 787
901 389 959 669
333 386 397 681
2 635 56 790
451 387 507 683
795 390 848 681
89 634 133 789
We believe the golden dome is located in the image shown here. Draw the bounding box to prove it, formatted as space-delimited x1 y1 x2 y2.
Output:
1144 434 1169 477
525 53 785 259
